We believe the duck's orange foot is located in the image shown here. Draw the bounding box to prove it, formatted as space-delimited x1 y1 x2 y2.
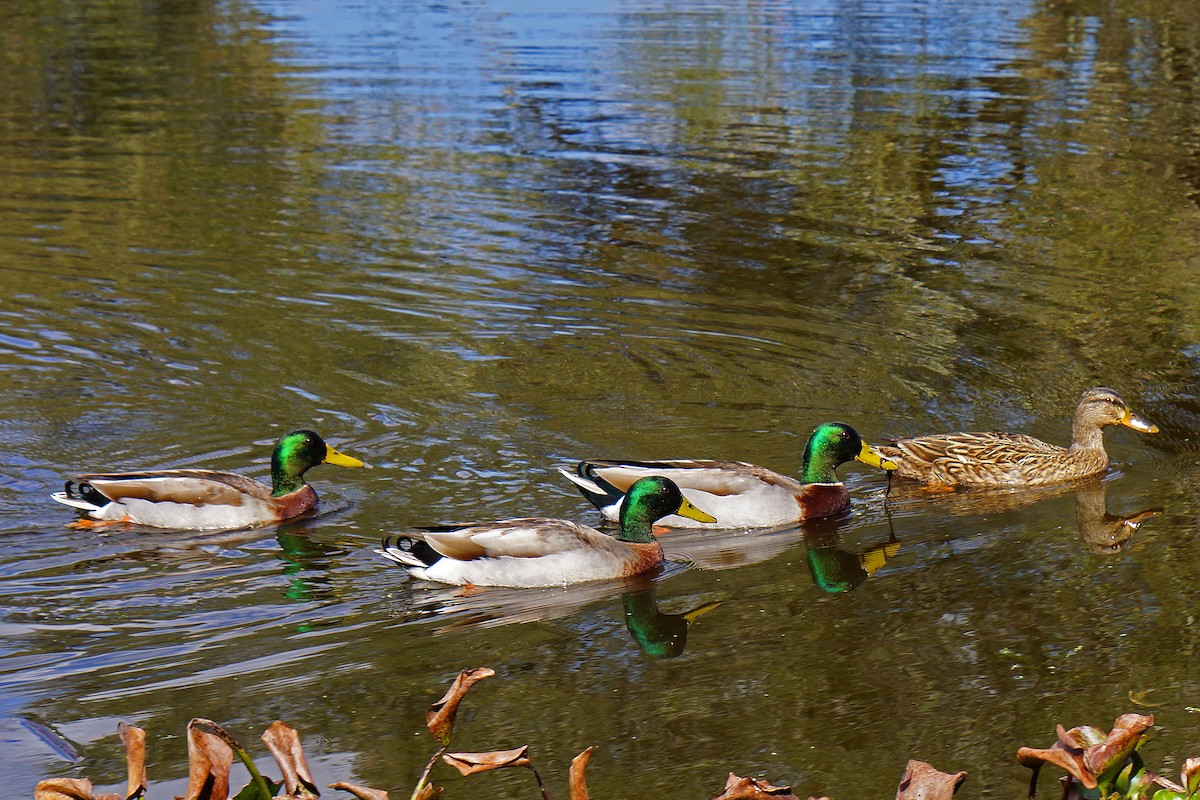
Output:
456 583 485 597
67 515 133 530
652 524 672 535
67 518 114 530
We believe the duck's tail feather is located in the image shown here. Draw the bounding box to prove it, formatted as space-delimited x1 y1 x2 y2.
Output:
376 535 442 569
557 462 625 514
50 481 109 514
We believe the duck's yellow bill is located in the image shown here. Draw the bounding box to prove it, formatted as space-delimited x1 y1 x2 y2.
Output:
677 497 717 524
324 444 367 468
1120 410 1159 434
682 600 723 624
859 540 902 576
856 441 899 471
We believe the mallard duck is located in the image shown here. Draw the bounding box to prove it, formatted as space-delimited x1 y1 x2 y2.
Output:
875 387 1159 487
51 430 365 530
376 476 716 588
557 422 898 529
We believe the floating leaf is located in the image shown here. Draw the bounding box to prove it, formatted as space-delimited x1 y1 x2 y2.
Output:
34 778 118 800
711 773 802 799
262 721 319 799
569 746 593 800
328 781 391 800
118 722 146 800
425 667 495 744
182 718 234 800
895 760 967 800
442 745 531 776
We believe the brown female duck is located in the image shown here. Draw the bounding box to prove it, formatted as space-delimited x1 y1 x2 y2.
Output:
875 387 1158 487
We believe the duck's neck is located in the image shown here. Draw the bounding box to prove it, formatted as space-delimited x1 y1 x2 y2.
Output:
271 459 308 497
617 504 657 543
800 449 841 484
1069 416 1108 453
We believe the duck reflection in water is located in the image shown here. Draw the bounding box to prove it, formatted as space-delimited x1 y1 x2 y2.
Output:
622 584 721 659
880 475 1161 554
383 569 724 658
803 525 902 594
1072 482 1161 554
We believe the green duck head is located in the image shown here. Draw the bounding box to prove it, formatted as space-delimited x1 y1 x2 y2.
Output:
271 430 365 496
800 422 898 484
618 476 716 542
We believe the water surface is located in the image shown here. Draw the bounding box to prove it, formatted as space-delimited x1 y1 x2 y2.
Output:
2 0 1199 797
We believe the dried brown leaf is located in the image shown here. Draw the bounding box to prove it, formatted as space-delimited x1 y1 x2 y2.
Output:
262 721 319 798
1082 714 1153 778
425 667 495 744
442 745 531 776
1016 743 1095 789
712 773 802 799
1182 756 1200 794
569 746 594 800
181 717 233 800
118 722 146 800
895 760 967 800
34 778 119 800
328 781 390 800
412 784 444 800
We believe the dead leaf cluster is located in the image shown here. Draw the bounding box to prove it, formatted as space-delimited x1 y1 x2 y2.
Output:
34 667 1200 800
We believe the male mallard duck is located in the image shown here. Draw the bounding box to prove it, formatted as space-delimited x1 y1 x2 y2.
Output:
376 476 716 588
875 387 1159 487
557 422 898 529
51 429 365 530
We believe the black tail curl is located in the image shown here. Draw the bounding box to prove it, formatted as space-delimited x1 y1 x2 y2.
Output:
380 535 442 567
64 480 110 507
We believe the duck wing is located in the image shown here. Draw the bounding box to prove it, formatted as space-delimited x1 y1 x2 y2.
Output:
79 469 272 506
893 432 1060 464
422 519 613 561
571 459 795 496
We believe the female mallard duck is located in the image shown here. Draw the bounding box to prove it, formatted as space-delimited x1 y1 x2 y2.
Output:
51 430 365 530
875 387 1159 487
376 476 715 588
558 422 898 529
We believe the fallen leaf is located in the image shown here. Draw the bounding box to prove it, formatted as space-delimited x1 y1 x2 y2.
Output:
1182 756 1200 795
118 722 146 800
426 667 495 744
262 721 319 799
895 760 967 799
711 773 802 799
1128 689 1167 708
1017 714 1154 793
1081 714 1153 778
328 781 390 800
569 746 593 800
442 745 531 776
34 778 118 800
412 784 443 800
181 718 233 800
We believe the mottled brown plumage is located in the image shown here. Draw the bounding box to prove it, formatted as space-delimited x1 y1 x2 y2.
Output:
876 387 1158 487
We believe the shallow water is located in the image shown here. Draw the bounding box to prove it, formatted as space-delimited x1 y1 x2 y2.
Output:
2 0 1199 796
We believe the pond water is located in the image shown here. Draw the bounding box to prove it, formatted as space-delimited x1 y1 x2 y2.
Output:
2 0 1199 796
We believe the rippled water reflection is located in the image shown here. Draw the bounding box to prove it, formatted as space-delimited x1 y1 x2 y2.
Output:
2 0 1199 797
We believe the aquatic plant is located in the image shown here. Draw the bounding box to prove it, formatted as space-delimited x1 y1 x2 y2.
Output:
1017 713 1200 800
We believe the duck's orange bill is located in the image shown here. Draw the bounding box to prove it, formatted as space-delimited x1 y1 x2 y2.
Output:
1121 410 1159 434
